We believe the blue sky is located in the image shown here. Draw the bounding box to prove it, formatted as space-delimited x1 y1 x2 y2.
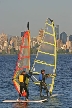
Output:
0 0 72 37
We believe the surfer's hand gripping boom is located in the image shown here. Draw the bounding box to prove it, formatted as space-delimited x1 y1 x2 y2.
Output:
45 74 56 77
45 74 50 77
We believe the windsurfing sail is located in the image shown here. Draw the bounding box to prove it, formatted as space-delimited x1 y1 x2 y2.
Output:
31 18 56 94
12 22 30 95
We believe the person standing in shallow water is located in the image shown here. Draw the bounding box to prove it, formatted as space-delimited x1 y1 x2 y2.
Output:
39 69 50 96
18 70 32 101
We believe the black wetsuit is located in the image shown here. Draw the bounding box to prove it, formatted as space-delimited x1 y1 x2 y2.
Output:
19 74 30 99
40 74 48 96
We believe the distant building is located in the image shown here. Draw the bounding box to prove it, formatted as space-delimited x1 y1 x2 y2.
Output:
67 41 72 52
0 33 8 52
60 32 67 44
69 35 72 41
30 37 38 48
55 25 59 40
67 36 69 41
7 47 10 54
0 45 2 52
3 41 8 53
56 39 63 50
30 41 33 48
66 41 72 49
21 32 24 37
62 44 67 50
39 29 44 36
4 41 8 47
31 37 37 42
37 29 44 43
0 33 8 42
17 37 21 46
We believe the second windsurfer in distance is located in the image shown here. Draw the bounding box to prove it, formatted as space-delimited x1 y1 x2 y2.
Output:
17 70 31 101
39 69 50 97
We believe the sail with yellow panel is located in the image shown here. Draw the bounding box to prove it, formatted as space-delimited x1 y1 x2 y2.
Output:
31 18 57 95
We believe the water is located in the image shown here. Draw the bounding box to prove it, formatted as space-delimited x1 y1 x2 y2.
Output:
0 54 72 108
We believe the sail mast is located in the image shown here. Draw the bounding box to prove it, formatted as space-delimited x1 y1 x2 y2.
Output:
26 22 30 72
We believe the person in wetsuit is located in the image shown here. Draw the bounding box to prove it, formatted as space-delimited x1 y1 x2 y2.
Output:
18 70 32 101
39 69 50 96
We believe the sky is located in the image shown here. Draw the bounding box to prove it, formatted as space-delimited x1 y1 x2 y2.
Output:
0 0 72 37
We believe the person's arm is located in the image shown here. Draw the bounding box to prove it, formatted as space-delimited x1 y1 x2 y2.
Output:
45 74 50 78
26 74 31 78
29 70 32 76
46 73 56 77
26 73 35 82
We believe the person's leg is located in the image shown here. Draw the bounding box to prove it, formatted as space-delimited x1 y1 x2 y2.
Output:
43 83 49 96
18 85 23 99
40 82 42 96
24 84 29 100
25 87 29 100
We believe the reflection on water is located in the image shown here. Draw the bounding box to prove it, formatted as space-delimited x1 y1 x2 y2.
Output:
13 102 28 108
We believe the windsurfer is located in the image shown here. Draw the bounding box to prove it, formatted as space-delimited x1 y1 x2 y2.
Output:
39 69 50 96
18 71 31 101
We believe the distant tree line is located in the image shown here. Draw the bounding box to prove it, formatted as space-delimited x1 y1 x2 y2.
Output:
0 48 38 55
57 49 72 54
0 48 19 55
1 43 72 55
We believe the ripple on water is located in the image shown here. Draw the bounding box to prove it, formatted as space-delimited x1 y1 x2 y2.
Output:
0 54 72 108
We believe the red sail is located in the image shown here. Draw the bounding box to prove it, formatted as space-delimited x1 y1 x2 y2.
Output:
12 30 30 96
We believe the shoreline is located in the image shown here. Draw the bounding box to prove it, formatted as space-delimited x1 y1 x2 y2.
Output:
0 53 72 56
0 54 37 56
